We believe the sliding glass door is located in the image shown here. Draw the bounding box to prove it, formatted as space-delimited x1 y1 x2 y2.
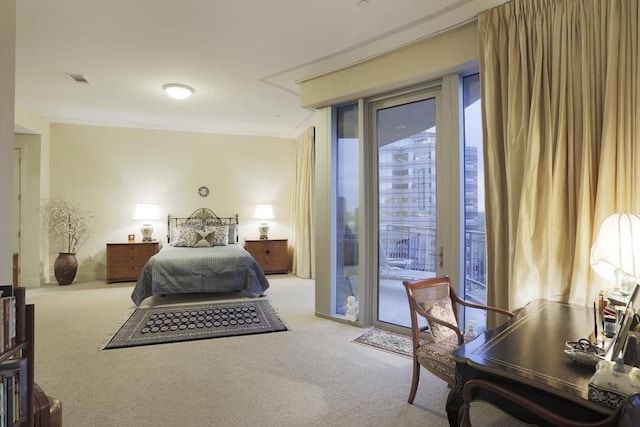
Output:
329 72 485 331
372 90 439 328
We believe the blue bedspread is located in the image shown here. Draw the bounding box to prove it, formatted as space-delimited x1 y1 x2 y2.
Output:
131 244 270 306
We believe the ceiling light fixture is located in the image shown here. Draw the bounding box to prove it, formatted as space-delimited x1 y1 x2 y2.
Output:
163 83 194 100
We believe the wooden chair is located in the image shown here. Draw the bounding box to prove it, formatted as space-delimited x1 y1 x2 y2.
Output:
402 276 513 404
460 379 640 427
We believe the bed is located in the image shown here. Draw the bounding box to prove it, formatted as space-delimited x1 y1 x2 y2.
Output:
131 208 270 306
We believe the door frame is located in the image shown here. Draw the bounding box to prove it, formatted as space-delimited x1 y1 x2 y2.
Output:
363 77 462 331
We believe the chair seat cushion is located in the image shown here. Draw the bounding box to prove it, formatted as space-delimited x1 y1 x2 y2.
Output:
416 335 474 383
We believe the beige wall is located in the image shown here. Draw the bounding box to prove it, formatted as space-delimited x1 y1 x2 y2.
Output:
44 124 295 283
0 0 16 285
13 104 295 287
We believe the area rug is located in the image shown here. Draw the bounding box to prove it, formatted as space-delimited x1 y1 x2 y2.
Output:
103 299 287 349
352 328 413 358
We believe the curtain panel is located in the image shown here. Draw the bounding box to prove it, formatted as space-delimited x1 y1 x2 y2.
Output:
478 0 639 315
291 126 315 279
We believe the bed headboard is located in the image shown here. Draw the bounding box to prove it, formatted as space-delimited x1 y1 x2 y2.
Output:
167 208 239 243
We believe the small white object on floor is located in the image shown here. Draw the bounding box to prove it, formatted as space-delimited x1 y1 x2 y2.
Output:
464 319 477 339
346 296 357 322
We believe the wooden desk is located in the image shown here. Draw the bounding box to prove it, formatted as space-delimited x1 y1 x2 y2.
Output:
447 299 615 426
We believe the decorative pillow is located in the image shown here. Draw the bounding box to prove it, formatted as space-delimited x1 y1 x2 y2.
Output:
421 297 458 342
172 227 202 247
228 224 238 244
192 237 211 247
203 226 229 246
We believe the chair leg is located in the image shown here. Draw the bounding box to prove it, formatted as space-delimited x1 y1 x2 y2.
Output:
408 359 420 404
460 399 471 427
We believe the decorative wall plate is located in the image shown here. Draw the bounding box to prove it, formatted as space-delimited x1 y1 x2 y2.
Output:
198 186 209 197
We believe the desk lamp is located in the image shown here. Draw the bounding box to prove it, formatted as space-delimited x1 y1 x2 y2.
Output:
133 203 160 241
590 212 640 295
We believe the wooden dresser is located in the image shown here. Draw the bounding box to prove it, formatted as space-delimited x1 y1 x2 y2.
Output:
106 241 159 283
244 239 288 274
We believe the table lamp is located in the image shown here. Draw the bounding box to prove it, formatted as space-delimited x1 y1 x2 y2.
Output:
133 203 160 241
590 212 640 295
253 204 274 239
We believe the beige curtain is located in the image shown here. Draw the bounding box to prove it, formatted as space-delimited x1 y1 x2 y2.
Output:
290 127 315 278
478 0 639 316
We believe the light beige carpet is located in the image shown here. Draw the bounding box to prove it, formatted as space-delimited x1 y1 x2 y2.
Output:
26 275 523 427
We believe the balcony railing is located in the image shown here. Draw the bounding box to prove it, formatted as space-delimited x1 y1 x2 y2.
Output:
380 224 487 304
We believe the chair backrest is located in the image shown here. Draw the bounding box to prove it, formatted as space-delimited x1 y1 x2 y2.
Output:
403 276 462 344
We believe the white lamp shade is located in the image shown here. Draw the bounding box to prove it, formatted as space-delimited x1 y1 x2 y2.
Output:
253 204 274 239
133 203 160 221
133 203 160 242
590 212 640 281
253 204 275 220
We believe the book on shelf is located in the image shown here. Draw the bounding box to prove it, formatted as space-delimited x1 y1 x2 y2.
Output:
0 358 27 426
0 286 26 353
0 297 15 353
0 287 29 426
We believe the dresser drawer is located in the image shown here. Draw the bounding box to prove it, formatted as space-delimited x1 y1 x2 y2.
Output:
109 265 144 279
109 255 149 268
244 239 288 274
108 244 158 257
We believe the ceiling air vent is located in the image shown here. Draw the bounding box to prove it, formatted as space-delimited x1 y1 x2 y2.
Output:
67 73 90 84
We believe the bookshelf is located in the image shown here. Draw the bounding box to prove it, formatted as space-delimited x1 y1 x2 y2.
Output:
0 286 34 426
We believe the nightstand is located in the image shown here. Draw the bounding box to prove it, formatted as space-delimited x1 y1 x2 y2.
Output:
244 239 288 274
106 241 159 283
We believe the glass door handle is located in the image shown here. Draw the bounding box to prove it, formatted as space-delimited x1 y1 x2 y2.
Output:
428 247 444 268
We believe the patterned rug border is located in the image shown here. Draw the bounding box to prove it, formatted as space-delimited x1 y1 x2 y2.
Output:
103 299 287 349
352 327 413 359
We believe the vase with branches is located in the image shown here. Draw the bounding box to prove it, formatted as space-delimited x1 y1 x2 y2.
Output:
41 198 94 285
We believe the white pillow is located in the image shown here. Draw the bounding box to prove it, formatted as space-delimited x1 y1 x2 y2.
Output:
228 223 238 244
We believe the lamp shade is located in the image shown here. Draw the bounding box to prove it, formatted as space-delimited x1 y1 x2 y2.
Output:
590 212 640 282
133 203 160 221
253 204 275 220
253 204 274 239
133 203 160 242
